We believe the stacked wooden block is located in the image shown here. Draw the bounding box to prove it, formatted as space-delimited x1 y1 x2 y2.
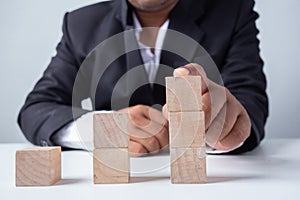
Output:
93 113 130 184
15 146 61 186
166 76 206 184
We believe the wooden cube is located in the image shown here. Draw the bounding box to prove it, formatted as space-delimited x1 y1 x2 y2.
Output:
16 146 61 186
94 113 129 148
166 76 202 112
169 111 205 148
93 148 129 184
170 147 206 184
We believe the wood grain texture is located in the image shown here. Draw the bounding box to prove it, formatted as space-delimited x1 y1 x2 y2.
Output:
170 147 206 184
94 113 129 148
16 147 61 186
93 148 129 184
169 111 205 148
166 76 202 112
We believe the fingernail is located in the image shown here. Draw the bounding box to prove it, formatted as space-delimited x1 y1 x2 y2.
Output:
173 67 190 77
215 141 229 150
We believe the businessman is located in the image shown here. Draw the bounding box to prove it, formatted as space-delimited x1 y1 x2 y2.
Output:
18 0 268 155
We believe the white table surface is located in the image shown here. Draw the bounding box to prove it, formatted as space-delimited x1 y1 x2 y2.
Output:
1 139 299 200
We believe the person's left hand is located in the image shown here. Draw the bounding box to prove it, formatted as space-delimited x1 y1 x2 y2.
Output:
163 63 251 150
118 105 169 157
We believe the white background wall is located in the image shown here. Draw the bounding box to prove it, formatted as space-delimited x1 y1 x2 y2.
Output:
0 0 299 143
255 0 300 139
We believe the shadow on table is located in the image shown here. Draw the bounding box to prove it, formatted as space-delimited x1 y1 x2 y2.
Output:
56 178 89 185
131 175 263 184
206 175 262 184
130 176 170 183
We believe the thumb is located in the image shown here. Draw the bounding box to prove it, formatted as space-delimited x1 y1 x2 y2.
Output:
173 63 209 94
162 104 169 120
173 67 190 77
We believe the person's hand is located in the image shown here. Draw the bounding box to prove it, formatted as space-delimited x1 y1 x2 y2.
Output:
163 63 251 150
118 105 169 157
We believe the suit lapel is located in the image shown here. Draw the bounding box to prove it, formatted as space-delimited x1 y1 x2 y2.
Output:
92 0 153 110
160 0 207 69
123 27 154 106
152 0 207 106
113 1 153 106
104 0 209 108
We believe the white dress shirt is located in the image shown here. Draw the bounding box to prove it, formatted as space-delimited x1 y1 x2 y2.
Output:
133 12 169 85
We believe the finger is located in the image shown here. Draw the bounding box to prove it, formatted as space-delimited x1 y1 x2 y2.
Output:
217 113 251 150
202 90 226 129
205 101 237 148
143 106 167 126
129 140 148 157
205 88 239 139
183 63 209 93
162 104 168 120
201 91 212 129
130 107 169 149
173 67 190 76
127 106 167 137
129 121 151 138
145 106 169 148
129 105 166 127
130 121 169 151
141 107 168 138
174 64 209 94
129 116 167 139
151 123 169 148
218 103 238 142
182 63 207 77
202 84 227 129
130 129 161 154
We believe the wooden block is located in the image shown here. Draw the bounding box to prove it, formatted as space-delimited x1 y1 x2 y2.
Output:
166 76 202 112
169 111 205 148
170 147 206 184
94 113 129 148
93 148 129 184
16 146 61 186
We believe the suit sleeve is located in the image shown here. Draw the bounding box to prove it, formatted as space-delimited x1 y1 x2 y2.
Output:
18 13 90 147
221 0 268 153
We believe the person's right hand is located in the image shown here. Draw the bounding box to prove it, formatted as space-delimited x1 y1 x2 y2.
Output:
118 105 169 157
162 63 251 151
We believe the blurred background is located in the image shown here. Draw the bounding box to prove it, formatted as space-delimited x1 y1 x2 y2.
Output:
0 0 299 143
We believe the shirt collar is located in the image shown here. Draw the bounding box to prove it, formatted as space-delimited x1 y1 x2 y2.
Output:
132 12 169 56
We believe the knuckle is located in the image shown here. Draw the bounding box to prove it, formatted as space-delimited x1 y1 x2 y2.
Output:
130 141 146 154
234 128 247 144
202 102 210 113
137 145 145 154
147 137 159 149
161 125 169 136
131 104 145 114
128 123 135 133
236 130 245 142
244 125 251 139
129 115 139 124
135 104 144 110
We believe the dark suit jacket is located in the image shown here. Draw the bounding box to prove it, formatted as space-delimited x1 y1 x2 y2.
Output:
18 0 268 153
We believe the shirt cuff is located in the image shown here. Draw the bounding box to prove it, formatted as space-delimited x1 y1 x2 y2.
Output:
51 110 114 150
205 142 244 154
